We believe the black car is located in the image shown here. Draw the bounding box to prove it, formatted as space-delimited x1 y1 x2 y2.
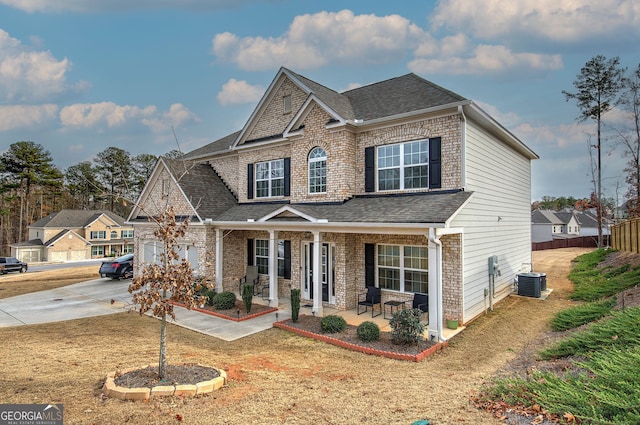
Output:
99 253 134 279
0 257 28 274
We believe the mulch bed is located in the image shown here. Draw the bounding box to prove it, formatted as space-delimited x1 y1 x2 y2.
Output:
114 364 220 388
173 300 277 321
275 315 443 362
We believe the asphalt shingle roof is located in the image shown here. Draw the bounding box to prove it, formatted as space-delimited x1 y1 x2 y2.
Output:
183 69 467 159
214 191 472 224
162 158 238 221
30 209 127 228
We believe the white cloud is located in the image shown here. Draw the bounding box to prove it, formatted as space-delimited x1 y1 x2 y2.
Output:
141 103 200 133
431 0 640 45
0 0 266 13
0 104 58 130
59 101 199 133
212 10 427 71
217 78 264 105
0 29 76 102
409 44 563 76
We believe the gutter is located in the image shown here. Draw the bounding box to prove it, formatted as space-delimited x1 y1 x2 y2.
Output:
428 228 447 342
458 105 467 189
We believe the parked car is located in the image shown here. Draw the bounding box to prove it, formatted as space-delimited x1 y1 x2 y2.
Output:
99 253 134 279
0 257 28 274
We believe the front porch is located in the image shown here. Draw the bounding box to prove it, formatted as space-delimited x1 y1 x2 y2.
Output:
251 294 464 341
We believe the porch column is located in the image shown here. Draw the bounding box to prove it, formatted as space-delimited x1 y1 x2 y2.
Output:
312 231 323 316
215 229 223 293
268 230 279 308
427 230 441 341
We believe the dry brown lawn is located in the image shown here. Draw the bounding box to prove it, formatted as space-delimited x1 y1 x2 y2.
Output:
0 249 592 424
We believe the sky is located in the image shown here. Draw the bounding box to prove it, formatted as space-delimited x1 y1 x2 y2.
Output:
0 0 639 203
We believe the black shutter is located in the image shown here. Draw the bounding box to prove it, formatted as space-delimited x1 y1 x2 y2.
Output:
364 243 375 287
247 239 254 266
283 240 291 279
364 146 375 192
429 137 441 189
247 163 254 199
284 157 291 197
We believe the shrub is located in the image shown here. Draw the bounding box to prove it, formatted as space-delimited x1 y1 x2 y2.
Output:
357 321 380 342
389 308 425 345
203 289 216 306
290 288 301 323
320 315 347 333
212 291 236 310
241 284 253 313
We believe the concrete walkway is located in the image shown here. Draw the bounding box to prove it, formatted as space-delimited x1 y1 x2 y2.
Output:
0 278 290 342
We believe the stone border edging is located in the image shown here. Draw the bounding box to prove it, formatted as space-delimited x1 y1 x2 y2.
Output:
103 364 227 401
171 301 278 322
274 319 447 362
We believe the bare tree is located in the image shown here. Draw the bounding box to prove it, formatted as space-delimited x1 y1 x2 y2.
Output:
127 206 209 380
563 55 626 246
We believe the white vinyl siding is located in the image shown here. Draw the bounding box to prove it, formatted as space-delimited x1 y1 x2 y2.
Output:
450 121 534 323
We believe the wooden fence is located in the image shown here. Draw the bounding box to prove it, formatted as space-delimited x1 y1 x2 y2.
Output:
611 218 640 253
532 235 607 251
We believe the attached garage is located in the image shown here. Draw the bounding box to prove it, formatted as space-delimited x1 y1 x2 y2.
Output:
70 250 87 261
49 251 68 262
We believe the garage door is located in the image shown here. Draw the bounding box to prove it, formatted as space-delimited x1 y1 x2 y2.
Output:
70 250 87 261
20 250 41 263
50 251 68 262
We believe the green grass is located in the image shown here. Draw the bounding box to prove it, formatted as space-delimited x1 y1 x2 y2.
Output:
479 248 640 424
550 298 616 331
569 249 640 302
486 346 640 424
541 307 640 359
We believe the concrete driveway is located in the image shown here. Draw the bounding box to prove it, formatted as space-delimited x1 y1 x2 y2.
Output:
0 278 131 327
0 278 289 341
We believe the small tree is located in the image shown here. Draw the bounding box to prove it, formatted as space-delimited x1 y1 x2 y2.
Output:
290 288 301 323
128 206 207 380
562 55 626 246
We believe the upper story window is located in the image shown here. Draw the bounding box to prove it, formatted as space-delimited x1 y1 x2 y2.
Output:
308 147 327 194
378 140 428 191
121 230 134 239
365 137 441 193
283 94 292 114
256 159 285 198
90 230 106 240
110 230 118 239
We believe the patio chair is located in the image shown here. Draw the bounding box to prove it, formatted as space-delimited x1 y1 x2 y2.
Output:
412 293 429 320
238 265 259 295
357 286 382 317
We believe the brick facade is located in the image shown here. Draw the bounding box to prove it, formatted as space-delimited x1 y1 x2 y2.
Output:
133 71 475 329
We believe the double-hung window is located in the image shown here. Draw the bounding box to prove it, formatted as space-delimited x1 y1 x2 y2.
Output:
308 147 327 194
121 230 134 238
378 140 429 191
256 159 284 198
377 244 428 293
254 239 287 276
90 230 106 240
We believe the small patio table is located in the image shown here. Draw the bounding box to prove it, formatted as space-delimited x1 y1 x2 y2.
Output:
383 300 406 319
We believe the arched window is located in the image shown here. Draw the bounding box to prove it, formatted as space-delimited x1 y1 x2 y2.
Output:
308 147 326 194
110 230 117 239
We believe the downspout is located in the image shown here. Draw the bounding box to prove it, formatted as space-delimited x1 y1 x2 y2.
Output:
428 228 447 342
458 105 467 189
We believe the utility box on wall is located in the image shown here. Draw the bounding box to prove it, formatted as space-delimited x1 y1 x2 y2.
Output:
517 272 541 298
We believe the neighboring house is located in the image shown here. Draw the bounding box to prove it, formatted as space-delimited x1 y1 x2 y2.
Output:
129 67 538 341
10 210 134 262
531 208 610 243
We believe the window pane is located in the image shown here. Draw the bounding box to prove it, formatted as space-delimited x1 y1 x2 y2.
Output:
271 178 284 196
404 246 428 269
404 270 428 293
256 163 269 179
404 165 429 189
378 245 400 267
378 169 400 191
379 268 400 290
256 181 269 198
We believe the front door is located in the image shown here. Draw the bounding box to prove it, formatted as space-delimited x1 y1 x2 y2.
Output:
302 242 335 304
